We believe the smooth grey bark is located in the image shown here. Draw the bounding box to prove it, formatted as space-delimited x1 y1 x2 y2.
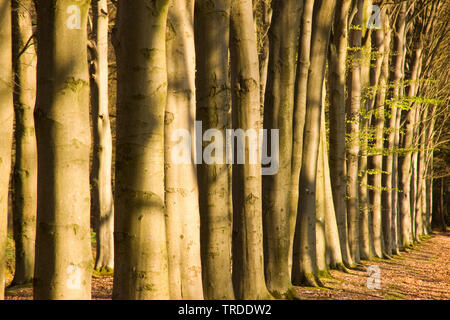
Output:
113 0 170 299
398 21 423 247
288 0 313 276
368 9 389 260
34 0 92 299
11 0 37 286
194 0 235 300
262 0 301 299
327 0 353 268
382 2 407 255
292 0 337 287
90 0 114 273
0 0 14 300
230 0 273 300
346 0 363 265
165 0 203 300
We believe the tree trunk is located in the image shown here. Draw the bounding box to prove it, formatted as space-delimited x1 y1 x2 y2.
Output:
322 99 346 271
0 0 14 300
368 10 389 259
11 0 37 286
112 0 170 299
165 0 203 299
262 0 301 299
289 0 313 276
230 0 274 300
382 2 407 255
90 0 114 273
34 0 92 299
327 0 353 268
376 13 393 257
346 0 363 265
315 80 332 277
194 0 234 300
399 27 423 245
397 10 420 250
292 0 337 287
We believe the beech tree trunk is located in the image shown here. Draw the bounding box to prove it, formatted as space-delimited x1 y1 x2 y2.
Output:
327 0 353 268
368 19 389 259
165 0 203 299
112 0 170 299
34 0 92 299
11 0 37 286
230 0 273 300
194 0 235 300
90 0 114 273
292 0 337 287
0 0 14 300
398 23 423 246
262 0 301 299
383 2 407 254
346 0 363 265
289 0 313 275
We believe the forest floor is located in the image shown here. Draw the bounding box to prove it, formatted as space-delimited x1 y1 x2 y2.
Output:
5 230 449 300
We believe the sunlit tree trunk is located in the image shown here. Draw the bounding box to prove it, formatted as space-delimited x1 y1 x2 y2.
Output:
262 0 301 299
0 0 14 300
289 0 313 275
327 0 353 268
292 0 337 287
383 2 407 255
346 0 363 265
164 0 203 299
11 0 37 286
368 9 389 259
34 0 92 299
230 0 274 300
90 0 114 273
112 0 170 299
194 0 235 300
398 22 423 246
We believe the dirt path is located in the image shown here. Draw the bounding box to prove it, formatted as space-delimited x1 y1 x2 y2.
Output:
6 231 449 300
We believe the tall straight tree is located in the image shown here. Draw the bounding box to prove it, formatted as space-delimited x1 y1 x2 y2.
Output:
383 2 407 254
165 0 203 299
194 0 235 300
346 0 363 265
372 10 392 257
11 0 37 286
262 0 301 299
230 0 273 300
292 0 337 287
113 0 170 299
33 0 92 299
327 0 353 268
289 0 313 275
90 0 114 273
0 0 13 300
398 16 423 246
